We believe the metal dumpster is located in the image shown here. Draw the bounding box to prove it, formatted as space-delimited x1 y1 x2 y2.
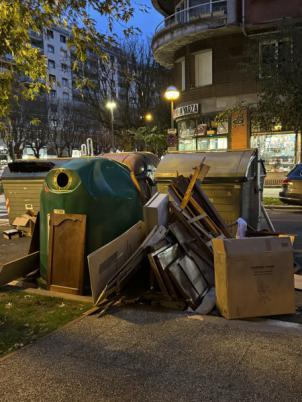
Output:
100 152 159 201
40 158 142 287
1 159 72 223
155 149 266 231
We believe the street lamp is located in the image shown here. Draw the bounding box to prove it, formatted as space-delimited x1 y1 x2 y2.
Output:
164 86 180 129
106 100 117 150
145 112 153 123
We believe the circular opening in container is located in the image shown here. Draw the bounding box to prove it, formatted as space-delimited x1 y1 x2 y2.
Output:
57 172 69 188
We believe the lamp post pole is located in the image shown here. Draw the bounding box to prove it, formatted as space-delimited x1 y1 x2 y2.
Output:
170 100 174 129
106 100 117 151
110 108 114 150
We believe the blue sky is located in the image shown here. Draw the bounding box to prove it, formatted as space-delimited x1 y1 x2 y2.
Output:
93 1 163 40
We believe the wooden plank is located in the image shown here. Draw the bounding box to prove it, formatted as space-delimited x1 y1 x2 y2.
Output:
148 253 171 298
188 213 207 223
173 176 223 236
48 213 86 295
180 160 209 210
0 251 39 286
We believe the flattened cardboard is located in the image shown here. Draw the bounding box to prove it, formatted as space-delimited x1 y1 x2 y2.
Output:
88 221 146 304
143 192 169 233
213 237 295 319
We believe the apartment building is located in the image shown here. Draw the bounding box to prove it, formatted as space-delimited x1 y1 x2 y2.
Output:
30 26 124 105
151 0 302 180
43 26 73 103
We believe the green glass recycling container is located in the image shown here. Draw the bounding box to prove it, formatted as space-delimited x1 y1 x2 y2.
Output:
40 158 142 286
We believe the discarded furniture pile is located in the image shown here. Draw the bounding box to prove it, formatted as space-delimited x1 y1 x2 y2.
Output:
0 152 298 320
88 161 296 318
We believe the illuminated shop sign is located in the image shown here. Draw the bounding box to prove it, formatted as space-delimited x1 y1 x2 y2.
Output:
173 103 199 119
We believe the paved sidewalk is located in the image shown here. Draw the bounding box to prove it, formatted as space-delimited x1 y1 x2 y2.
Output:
1 306 302 402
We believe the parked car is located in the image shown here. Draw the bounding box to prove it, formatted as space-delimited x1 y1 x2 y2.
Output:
279 164 302 204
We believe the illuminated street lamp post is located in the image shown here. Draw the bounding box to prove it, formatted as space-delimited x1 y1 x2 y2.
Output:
164 86 180 130
106 100 117 150
144 112 153 123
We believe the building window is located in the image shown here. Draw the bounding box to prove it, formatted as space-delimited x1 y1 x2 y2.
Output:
47 29 53 39
48 59 55 69
49 74 56 85
63 92 69 101
47 44 55 54
194 49 212 87
62 78 68 87
259 39 292 78
60 34 66 43
60 49 67 59
61 63 67 72
176 57 185 91
50 89 57 98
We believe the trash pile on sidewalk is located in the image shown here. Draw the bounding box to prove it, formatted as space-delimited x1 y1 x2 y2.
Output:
88 161 296 319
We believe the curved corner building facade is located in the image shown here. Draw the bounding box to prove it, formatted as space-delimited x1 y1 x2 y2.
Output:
152 0 302 182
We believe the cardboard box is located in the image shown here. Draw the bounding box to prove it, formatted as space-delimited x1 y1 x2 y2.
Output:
13 214 36 237
213 237 295 319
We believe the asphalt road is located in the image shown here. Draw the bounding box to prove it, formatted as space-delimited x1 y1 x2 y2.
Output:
268 209 302 268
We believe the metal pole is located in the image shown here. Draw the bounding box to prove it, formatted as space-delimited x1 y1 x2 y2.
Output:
111 109 115 150
171 100 174 129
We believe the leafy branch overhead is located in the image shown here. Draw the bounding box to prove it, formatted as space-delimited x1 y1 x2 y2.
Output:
0 0 141 117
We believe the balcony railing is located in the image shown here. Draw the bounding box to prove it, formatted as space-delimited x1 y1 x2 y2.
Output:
155 1 227 33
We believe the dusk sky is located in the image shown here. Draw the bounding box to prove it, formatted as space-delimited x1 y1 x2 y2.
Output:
93 1 163 40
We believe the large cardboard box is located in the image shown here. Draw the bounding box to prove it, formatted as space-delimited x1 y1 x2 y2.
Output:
13 214 36 237
213 237 295 319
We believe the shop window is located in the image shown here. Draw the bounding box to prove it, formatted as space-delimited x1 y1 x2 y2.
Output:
250 133 296 173
179 139 196 151
176 57 185 91
177 119 197 138
259 39 292 78
197 137 227 151
194 49 212 87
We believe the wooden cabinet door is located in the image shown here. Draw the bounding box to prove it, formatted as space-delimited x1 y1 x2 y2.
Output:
48 213 86 295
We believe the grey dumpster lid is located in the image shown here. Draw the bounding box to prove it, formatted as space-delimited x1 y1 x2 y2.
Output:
1 158 73 180
155 149 259 180
100 152 160 176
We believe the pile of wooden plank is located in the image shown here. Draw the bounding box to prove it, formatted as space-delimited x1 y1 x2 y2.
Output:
145 162 231 310
88 161 232 313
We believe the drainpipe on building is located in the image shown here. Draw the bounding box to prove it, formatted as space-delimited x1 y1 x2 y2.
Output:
241 0 248 37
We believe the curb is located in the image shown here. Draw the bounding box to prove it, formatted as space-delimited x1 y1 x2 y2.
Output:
265 205 302 211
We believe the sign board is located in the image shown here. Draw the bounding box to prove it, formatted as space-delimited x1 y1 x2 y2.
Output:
167 128 177 135
173 103 199 119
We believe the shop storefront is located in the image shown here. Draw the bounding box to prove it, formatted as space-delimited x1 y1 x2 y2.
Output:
250 132 299 174
175 103 229 152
